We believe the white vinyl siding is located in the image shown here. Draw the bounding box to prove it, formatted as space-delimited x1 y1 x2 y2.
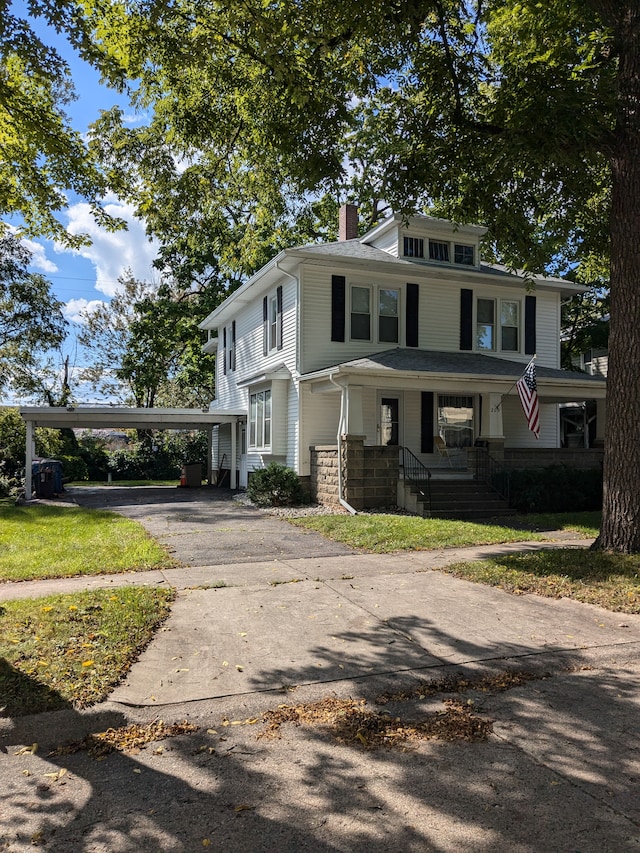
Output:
503 396 559 448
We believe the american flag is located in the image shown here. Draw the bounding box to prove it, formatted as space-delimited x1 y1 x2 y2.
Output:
516 359 540 439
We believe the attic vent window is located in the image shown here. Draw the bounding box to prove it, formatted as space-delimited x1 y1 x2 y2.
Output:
429 239 450 262
403 236 424 258
454 244 475 265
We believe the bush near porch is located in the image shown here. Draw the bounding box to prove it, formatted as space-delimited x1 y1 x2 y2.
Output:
507 465 602 513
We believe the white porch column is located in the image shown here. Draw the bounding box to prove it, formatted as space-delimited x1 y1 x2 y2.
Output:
25 419 34 499
230 419 237 489
344 385 364 435
478 393 505 443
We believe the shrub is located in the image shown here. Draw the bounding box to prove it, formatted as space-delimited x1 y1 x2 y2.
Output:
509 465 602 513
247 463 307 507
59 454 89 483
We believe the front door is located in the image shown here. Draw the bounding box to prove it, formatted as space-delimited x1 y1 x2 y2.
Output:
379 397 400 446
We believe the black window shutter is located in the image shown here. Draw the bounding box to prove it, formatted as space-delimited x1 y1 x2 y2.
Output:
276 285 283 350
460 289 473 351
525 295 537 355
421 392 434 454
262 295 268 356
331 275 346 342
222 327 227 375
406 283 419 347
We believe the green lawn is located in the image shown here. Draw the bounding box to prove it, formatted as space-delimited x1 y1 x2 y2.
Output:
442 549 640 613
289 511 600 553
0 502 176 581
0 587 174 714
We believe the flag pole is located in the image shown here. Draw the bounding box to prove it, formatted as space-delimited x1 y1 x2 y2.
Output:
493 354 537 412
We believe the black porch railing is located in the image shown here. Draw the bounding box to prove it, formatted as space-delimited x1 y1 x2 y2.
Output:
472 446 511 503
400 446 432 515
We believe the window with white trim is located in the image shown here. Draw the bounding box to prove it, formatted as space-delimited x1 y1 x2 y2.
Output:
350 285 400 343
249 388 272 449
454 243 475 265
403 236 424 258
378 288 399 343
500 300 519 351
269 295 278 351
351 286 371 340
429 239 450 262
476 298 495 350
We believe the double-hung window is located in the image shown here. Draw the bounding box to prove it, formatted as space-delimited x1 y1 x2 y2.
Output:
378 289 399 343
476 298 520 353
351 286 371 340
249 388 272 449
500 301 519 351
350 285 400 343
476 298 495 351
269 295 278 351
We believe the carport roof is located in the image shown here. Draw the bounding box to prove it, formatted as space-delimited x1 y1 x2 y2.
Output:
19 406 244 431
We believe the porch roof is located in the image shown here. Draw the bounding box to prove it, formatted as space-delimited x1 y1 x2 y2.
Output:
301 348 606 401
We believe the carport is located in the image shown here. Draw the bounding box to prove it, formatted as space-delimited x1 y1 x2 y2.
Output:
19 406 244 499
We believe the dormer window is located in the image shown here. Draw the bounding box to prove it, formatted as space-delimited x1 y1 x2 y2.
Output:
429 240 450 262
454 244 475 266
403 236 424 258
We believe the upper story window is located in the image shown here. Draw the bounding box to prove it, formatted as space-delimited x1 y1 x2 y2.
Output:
477 298 521 352
454 244 475 265
501 301 519 351
403 236 424 258
476 298 495 350
351 286 371 340
263 286 283 355
429 239 450 262
350 284 399 344
269 295 278 351
379 289 399 343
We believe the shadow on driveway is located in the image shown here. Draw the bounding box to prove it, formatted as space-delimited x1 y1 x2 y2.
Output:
67 486 355 566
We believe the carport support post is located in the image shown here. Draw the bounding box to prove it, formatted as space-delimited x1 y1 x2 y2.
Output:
207 427 214 485
230 419 237 489
24 419 34 500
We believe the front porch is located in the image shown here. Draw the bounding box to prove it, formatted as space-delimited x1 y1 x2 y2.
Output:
310 436 604 518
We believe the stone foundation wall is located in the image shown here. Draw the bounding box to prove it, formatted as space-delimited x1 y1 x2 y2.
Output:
310 438 399 510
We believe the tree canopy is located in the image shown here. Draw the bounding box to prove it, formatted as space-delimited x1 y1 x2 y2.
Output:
85 0 640 552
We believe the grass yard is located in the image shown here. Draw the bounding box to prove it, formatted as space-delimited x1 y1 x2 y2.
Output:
289 511 600 553
0 502 176 582
442 549 640 614
0 587 174 714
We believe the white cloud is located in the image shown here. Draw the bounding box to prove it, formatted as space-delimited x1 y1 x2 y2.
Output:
55 199 160 297
3 224 59 273
63 298 107 324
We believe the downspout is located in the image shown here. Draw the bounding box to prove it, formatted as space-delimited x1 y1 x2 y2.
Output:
329 372 358 515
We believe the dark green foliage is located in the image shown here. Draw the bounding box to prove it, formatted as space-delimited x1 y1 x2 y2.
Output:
58 454 89 483
247 463 307 507
104 430 209 481
509 466 602 514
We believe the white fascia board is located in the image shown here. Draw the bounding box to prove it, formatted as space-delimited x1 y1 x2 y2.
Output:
360 213 488 245
198 250 298 330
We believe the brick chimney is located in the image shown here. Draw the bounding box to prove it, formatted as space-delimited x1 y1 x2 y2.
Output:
339 203 358 241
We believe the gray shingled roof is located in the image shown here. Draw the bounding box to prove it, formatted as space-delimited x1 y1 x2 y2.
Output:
309 348 606 384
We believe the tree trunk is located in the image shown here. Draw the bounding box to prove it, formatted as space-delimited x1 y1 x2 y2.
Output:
594 2 640 552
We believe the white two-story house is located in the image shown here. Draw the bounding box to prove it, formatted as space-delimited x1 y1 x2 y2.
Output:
200 207 606 512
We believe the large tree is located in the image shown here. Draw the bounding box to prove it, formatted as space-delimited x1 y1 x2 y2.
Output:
0 232 67 390
86 0 640 552
0 0 129 244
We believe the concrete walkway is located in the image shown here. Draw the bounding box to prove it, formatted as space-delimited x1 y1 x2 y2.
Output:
2 489 640 852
